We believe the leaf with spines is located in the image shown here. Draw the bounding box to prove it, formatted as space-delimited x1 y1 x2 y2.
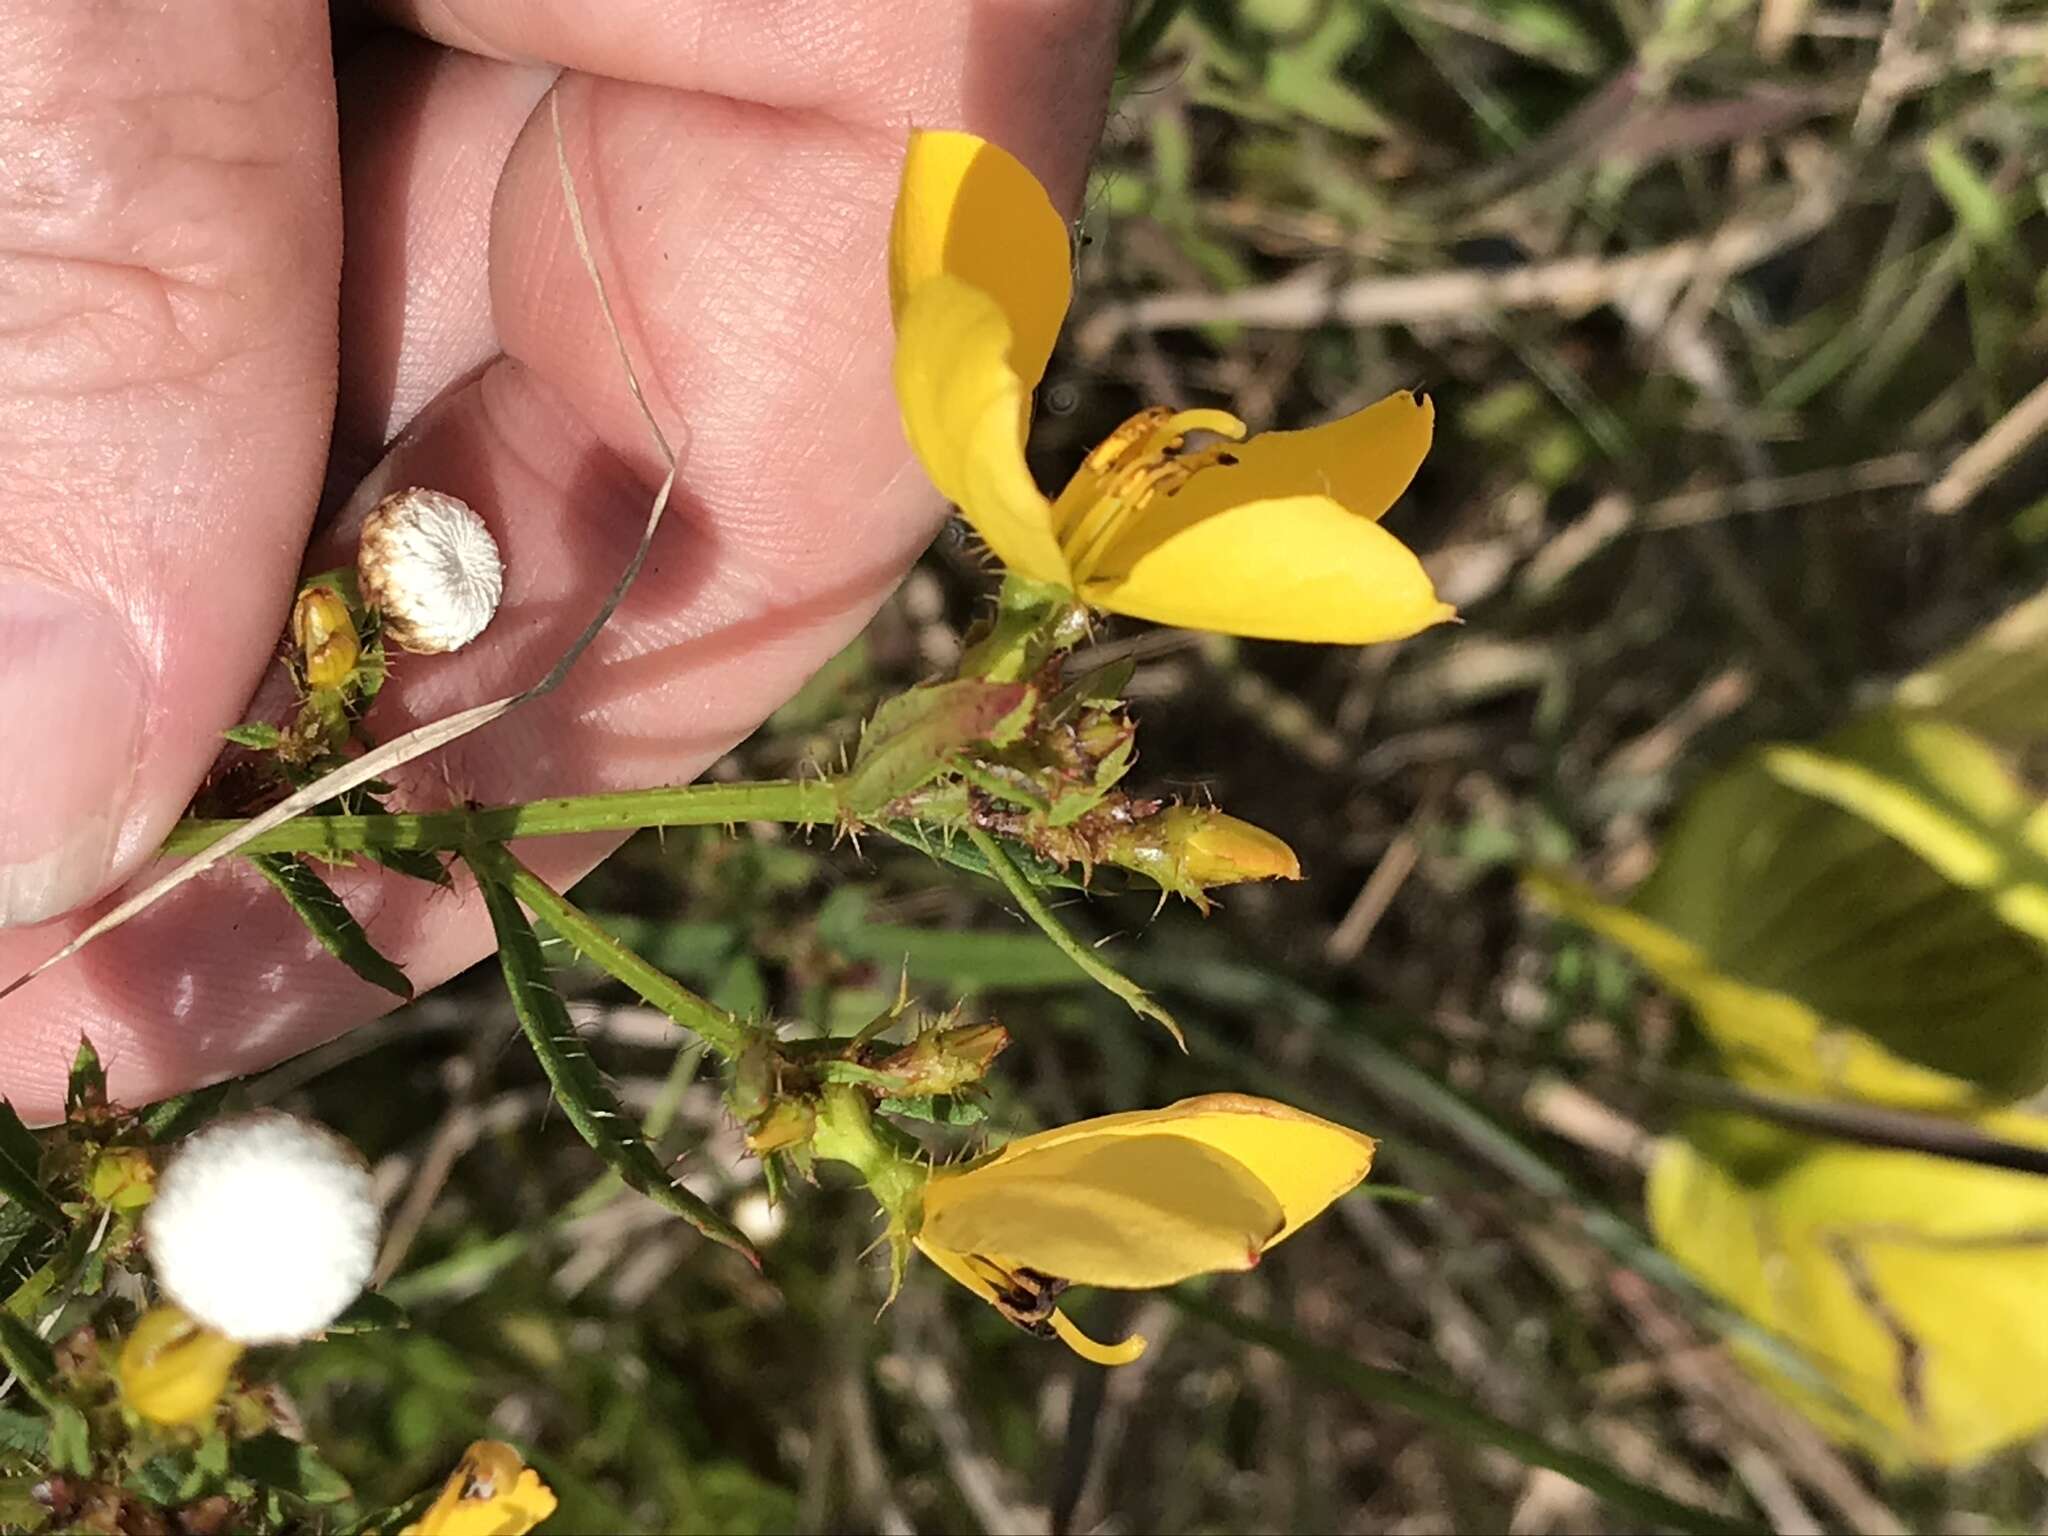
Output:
465 848 759 1265
222 722 283 750
843 680 1036 816
0 1307 59 1411
248 852 413 1000
66 1037 105 1118
0 1102 63 1231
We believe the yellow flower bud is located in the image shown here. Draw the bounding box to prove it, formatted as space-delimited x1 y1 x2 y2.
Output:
1101 806 1302 910
291 581 361 692
744 1099 816 1157
87 1146 155 1213
117 1305 243 1427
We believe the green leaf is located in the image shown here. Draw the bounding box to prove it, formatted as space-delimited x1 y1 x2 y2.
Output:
232 1432 353 1505
0 1404 45 1455
878 1094 988 1126
0 1307 58 1411
247 852 413 1000
465 848 759 1265
222 721 283 750
66 1038 105 1118
0 1103 42 1185
963 824 1182 1046
363 844 453 888
1895 582 2048 747
843 680 1037 817
1531 710 2048 1108
324 1290 408 1335
877 819 1085 890
47 1404 89 1476
140 1083 233 1143
0 1105 62 1232
1926 133 2018 260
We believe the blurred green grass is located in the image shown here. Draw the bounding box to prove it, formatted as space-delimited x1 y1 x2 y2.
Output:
267 3 2048 1531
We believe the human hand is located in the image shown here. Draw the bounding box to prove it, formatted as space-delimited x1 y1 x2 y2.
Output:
0 0 1121 1119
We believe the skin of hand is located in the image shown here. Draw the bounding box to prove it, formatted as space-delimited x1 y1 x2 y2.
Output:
0 0 1122 1121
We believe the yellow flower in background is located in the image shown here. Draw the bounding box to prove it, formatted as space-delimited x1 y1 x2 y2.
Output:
914 1093 1375 1364
890 130 1452 645
1653 1111 2048 1468
117 1304 243 1427
402 1440 558 1536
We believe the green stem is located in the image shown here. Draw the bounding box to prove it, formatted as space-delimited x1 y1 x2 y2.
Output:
476 843 747 1058
163 777 839 858
962 823 1183 1047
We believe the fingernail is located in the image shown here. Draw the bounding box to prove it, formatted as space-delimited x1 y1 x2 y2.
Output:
0 575 146 927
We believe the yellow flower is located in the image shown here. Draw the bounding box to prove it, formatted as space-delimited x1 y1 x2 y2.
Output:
402 1441 559 1536
117 1304 243 1427
890 129 1452 645
914 1093 1374 1365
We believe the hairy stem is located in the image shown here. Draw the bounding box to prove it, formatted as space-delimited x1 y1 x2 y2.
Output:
164 778 840 858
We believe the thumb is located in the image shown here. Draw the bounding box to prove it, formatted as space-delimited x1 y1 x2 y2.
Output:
0 3 341 926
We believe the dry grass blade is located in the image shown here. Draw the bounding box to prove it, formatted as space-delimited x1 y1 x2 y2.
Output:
0 89 676 1005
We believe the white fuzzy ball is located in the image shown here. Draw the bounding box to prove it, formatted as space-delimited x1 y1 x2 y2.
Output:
144 1113 379 1345
356 487 504 654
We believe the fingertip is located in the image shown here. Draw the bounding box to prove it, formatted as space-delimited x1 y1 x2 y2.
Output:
0 573 148 928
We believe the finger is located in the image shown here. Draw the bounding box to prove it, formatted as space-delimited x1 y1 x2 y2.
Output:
329 35 552 486
0 6 1122 1117
0 2 340 927
375 0 1115 167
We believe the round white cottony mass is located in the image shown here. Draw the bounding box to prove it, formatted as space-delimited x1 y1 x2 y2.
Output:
356 487 504 654
144 1113 380 1345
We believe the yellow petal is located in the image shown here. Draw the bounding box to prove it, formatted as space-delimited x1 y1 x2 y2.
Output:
1652 1111 2048 1468
1050 1308 1149 1366
915 1238 1150 1365
949 1095 1375 1251
402 1441 559 1536
923 1133 1283 1288
1084 492 1453 644
893 275 1069 585
117 1305 243 1427
890 129 1073 393
1129 388 1434 532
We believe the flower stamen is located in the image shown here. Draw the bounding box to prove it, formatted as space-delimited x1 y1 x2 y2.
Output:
1055 408 1246 583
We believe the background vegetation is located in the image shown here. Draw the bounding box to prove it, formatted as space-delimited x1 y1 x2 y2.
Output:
127 2 2048 1530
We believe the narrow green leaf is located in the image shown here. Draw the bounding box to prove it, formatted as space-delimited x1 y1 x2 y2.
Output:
222 721 283 749
363 844 453 887
493 850 743 1057
0 1103 40 1186
248 852 413 1000
1925 133 2016 258
66 1038 105 1118
324 1290 408 1334
1119 0 1185 70
464 848 759 1266
878 818 1085 889
1179 1294 1751 1536
232 1432 354 1504
47 1404 89 1475
0 1105 62 1232
0 1307 59 1411
963 824 1182 1046
140 1083 233 1143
